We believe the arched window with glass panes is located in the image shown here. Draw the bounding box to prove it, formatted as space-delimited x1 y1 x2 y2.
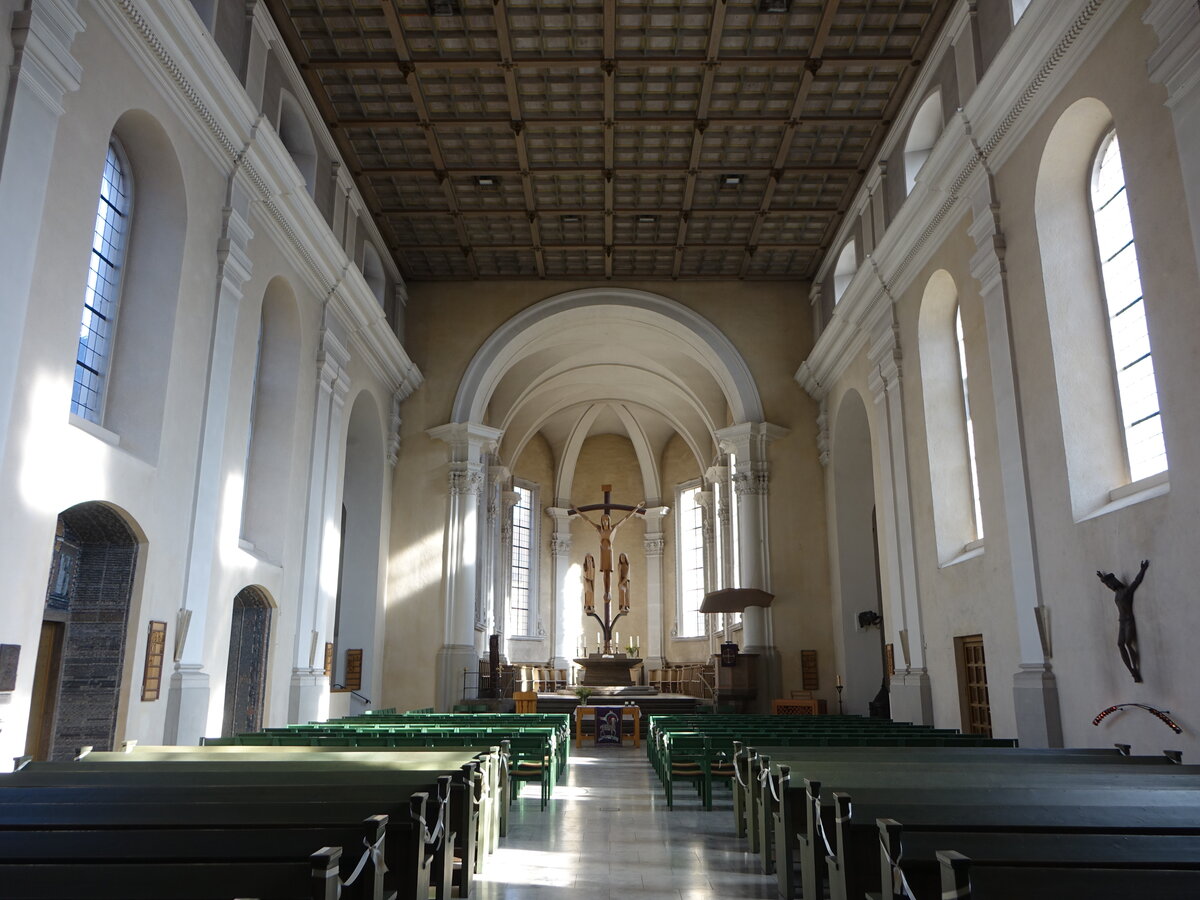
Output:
675 481 706 638
956 306 983 539
1090 131 1166 482
72 139 131 423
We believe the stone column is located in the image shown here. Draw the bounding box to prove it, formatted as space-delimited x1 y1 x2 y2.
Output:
696 489 718 655
0 0 84 474
716 422 787 710
642 507 668 672
969 176 1062 747
547 507 575 670
288 327 351 725
476 461 509 657
1145 2 1200 348
867 317 933 726
428 423 502 711
165 179 256 745
706 463 733 641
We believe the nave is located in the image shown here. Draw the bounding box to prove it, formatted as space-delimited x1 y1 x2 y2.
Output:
484 745 770 900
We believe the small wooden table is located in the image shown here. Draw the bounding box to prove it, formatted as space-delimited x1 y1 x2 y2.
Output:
575 705 640 748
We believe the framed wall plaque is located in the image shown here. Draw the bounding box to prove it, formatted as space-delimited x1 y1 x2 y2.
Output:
141 621 167 701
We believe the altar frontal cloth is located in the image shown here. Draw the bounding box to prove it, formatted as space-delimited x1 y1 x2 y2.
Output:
595 707 623 745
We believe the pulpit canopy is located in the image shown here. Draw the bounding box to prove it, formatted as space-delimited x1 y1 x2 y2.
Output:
699 588 775 614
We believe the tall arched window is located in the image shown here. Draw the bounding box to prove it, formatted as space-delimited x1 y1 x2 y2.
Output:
72 140 132 423
675 481 706 638
956 306 983 538
1090 132 1166 482
832 240 857 304
904 89 943 195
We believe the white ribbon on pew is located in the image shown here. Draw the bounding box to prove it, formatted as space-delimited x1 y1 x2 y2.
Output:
877 833 916 900
759 767 782 805
342 833 388 889
814 799 836 863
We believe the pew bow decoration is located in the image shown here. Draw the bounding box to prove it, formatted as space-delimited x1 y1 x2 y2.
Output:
343 833 388 888
1092 703 1182 734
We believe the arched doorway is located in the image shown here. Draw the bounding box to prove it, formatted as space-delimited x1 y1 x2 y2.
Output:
25 502 140 760
222 586 274 736
832 391 886 715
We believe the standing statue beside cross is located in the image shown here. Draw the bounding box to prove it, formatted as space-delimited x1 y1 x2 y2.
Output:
570 484 645 653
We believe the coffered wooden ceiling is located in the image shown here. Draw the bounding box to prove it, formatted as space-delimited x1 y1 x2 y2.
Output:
265 0 951 281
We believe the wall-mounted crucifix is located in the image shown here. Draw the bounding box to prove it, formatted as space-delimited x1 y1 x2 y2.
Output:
570 484 645 654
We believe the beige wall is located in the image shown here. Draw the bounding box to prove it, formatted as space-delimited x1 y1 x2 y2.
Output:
387 278 833 708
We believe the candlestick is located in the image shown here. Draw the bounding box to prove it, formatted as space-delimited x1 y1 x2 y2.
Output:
836 674 843 688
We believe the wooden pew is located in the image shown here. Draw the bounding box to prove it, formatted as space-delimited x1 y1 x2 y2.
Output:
814 783 1200 900
57 745 500 885
6 756 470 900
761 755 1200 899
878 819 1200 900
0 846 343 900
0 819 389 900
936 847 1200 900
0 792 432 900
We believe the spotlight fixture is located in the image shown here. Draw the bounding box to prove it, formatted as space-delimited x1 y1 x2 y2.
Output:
474 175 498 187
428 0 460 16
722 173 744 186
759 0 790 12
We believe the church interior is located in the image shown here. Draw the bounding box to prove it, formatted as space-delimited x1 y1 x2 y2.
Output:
3 0 1200 892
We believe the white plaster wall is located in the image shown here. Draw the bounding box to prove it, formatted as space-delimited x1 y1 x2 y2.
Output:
0 3 407 764
816 3 1200 755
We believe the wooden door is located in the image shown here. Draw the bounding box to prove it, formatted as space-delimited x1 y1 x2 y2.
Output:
955 634 992 736
25 621 65 760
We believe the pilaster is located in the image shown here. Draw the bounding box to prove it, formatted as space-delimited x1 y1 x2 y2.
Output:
0 0 84 474
165 180 255 745
968 176 1062 747
287 326 351 725
429 422 502 710
641 507 668 671
1144 1 1200 324
866 314 932 724
547 507 575 670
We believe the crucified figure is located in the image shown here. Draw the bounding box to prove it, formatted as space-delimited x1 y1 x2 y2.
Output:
570 500 645 601
1097 559 1149 684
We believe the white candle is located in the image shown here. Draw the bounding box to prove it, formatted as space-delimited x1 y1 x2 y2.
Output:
615 631 620 647
597 631 602 646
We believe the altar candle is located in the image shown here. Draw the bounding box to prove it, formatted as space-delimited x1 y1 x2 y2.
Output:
615 631 620 647
597 631 602 646
836 674 843 687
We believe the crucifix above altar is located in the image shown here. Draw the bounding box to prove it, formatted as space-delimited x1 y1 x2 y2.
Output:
570 484 645 656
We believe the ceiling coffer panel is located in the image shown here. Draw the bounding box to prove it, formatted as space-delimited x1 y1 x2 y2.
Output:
266 0 951 280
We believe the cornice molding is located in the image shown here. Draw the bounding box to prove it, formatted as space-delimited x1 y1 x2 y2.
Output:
797 0 1121 401
96 1 420 398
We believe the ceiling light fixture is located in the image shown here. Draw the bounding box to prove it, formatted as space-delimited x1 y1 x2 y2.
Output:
722 174 744 186
474 175 498 187
428 1 461 16
759 0 790 12
560 214 581 224
636 214 658 224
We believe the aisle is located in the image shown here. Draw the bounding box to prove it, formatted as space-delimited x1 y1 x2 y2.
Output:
474 744 778 899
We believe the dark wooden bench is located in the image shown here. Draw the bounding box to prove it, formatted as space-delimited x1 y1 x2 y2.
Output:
877 819 1200 900
0 819 390 900
0 845 342 900
935 847 1200 900
814 784 1200 900
763 758 1200 899
35 747 495 891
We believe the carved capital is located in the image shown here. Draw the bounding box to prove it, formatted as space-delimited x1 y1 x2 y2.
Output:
732 470 769 496
816 398 830 468
550 535 572 555
644 536 666 556
449 463 485 496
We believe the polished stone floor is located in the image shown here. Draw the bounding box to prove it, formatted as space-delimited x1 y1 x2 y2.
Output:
474 744 778 899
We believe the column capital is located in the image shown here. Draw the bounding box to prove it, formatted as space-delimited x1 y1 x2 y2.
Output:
867 316 901 400
448 462 485 496
714 421 789 460
1144 0 1200 110
643 535 665 557
967 179 1006 299
816 398 830 468
10 0 86 117
550 534 573 555
427 422 504 462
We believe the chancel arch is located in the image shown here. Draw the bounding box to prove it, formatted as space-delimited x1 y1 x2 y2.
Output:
434 288 782 710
